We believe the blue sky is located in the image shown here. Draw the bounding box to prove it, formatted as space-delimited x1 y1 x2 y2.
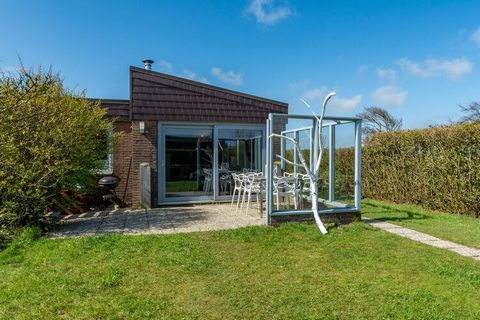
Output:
1 0 480 129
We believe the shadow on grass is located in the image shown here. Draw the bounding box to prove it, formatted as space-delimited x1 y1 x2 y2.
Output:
363 201 430 222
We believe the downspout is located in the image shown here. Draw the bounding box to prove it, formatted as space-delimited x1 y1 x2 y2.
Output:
122 156 133 204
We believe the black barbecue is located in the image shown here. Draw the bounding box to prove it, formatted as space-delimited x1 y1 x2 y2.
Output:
98 176 119 190
98 176 121 208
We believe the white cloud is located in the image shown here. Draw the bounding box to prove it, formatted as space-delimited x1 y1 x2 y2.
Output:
376 67 397 81
246 0 294 26
182 69 209 84
158 60 172 71
300 87 327 102
210 67 243 86
470 27 480 46
372 85 407 107
435 58 473 79
300 87 361 113
397 57 473 80
330 95 362 113
397 58 432 77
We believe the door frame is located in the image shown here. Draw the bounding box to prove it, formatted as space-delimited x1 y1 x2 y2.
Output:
158 122 266 205
158 123 215 204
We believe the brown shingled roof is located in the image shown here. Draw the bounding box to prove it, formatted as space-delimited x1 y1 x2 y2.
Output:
90 98 130 121
129 66 288 123
92 66 288 123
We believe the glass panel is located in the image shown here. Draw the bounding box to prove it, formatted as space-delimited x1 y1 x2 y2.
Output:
318 126 330 201
334 122 355 206
164 127 213 198
97 127 113 174
217 128 263 196
282 131 295 174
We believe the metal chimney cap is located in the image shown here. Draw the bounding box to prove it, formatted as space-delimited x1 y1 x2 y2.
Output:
142 59 154 70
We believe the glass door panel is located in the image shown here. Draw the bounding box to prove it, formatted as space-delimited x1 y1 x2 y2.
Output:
217 128 263 196
164 127 213 199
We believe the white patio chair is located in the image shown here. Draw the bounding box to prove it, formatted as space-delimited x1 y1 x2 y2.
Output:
203 168 212 193
220 173 232 194
240 172 264 215
273 165 279 177
220 162 230 171
243 168 259 174
231 173 245 210
273 176 300 210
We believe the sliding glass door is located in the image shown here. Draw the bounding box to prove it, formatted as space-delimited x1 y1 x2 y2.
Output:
159 124 265 203
217 128 263 196
164 126 213 199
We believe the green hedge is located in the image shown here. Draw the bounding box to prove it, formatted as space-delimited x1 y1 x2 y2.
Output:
362 123 480 216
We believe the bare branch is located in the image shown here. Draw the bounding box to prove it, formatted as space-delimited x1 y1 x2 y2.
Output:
269 133 313 178
458 102 480 124
275 154 304 167
356 106 402 136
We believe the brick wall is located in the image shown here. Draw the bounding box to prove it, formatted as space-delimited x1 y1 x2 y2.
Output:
112 121 133 206
130 120 158 208
112 120 158 208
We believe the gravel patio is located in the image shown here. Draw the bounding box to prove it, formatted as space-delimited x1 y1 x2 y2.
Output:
48 203 263 238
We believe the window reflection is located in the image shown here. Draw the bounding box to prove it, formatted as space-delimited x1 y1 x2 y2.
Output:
218 129 263 196
165 127 213 198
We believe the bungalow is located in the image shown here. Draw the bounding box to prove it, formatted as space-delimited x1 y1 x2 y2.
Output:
98 60 288 208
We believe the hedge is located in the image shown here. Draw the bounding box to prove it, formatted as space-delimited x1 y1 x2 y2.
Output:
279 123 480 216
362 123 480 217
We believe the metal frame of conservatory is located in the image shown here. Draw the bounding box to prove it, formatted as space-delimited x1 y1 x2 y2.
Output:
265 113 362 224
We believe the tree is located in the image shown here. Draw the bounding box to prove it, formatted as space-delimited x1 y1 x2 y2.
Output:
458 102 480 124
356 106 402 136
0 66 113 237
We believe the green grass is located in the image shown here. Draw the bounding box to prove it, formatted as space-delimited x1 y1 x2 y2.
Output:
1 223 480 319
363 199 480 249
166 180 199 192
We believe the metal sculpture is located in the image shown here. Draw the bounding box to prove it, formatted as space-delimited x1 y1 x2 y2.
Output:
269 92 336 234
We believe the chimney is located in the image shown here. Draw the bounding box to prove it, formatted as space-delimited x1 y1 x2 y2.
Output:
142 59 154 71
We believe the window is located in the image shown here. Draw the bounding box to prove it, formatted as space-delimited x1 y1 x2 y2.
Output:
97 128 113 175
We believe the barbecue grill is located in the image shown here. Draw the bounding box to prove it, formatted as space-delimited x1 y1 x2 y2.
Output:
98 176 119 190
98 176 120 208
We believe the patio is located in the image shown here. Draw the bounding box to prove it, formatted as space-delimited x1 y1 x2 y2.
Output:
48 203 263 238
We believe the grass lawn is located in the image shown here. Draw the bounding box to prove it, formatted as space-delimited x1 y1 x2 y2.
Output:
363 199 480 250
1 222 480 319
166 180 199 192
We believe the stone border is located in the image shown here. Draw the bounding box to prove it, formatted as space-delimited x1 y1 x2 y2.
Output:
363 217 480 261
